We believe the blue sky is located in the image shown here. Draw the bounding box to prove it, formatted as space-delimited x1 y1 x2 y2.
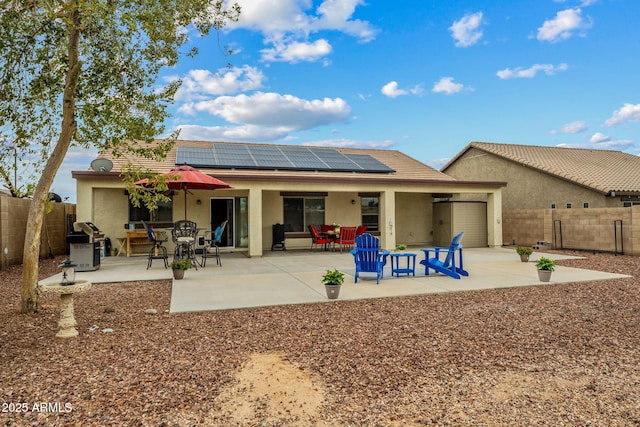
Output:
54 0 640 201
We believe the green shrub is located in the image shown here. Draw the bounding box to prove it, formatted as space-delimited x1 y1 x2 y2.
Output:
171 258 191 270
535 256 556 271
321 269 344 286
516 246 533 256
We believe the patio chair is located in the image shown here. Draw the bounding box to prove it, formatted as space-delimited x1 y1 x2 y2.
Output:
321 224 334 234
355 225 368 237
141 220 168 269
309 225 333 251
201 220 227 267
350 233 390 284
335 226 357 252
172 219 198 269
420 231 469 279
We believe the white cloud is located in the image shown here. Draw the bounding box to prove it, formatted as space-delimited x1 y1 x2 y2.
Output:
176 124 289 142
231 0 377 62
301 138 396 149
590 132 610 143
261 39 332 63
550 120 587 134
380 81 424 98
449 12 484 47
557 139 634 151
173 66 265 101
554 0 598 4
604 103 640 126
179 91 351 131
53 146 99 203
381 81 407 98
432 77 468 95
425 157 450 170
497 63 569 79
593 139 634 150
312 0 378 42
537 8 592 43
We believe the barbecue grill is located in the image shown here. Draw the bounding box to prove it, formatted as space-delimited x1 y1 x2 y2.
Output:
66 222 104 271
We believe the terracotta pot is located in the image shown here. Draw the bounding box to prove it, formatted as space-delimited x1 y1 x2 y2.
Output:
173 269 185 280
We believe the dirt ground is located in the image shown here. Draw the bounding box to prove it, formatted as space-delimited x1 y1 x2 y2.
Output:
1 251 640 426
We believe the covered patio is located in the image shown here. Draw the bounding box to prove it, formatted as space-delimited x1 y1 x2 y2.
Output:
40 248 630 313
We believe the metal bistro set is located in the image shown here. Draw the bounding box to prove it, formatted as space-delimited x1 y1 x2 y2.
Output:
141 219 228 270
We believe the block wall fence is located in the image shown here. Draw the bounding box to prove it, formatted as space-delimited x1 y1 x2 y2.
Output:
0 193 76 269
503 206 640 255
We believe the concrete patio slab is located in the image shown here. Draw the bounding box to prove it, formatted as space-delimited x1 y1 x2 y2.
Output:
39 247 631 313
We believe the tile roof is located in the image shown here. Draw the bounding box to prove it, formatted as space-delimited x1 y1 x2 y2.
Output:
445 142 640 194
84 140 464 184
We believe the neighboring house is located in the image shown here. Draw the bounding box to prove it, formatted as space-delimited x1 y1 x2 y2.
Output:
72 140 506 257
442 142 640 254
442 142 640 210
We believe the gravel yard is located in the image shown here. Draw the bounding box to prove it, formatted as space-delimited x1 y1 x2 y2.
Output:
1 252 640 426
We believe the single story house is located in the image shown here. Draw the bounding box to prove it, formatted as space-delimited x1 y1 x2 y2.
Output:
442 142 640 210
72 140 506 257
441 142 640 254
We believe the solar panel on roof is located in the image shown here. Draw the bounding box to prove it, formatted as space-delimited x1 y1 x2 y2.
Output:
280 147 327 169
214 144 256 168
311 149 359 170
249 146 294 168
345 154 395 173
175 144 395 173
176 148 216 167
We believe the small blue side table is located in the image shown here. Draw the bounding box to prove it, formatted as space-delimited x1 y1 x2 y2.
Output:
390 253 417 277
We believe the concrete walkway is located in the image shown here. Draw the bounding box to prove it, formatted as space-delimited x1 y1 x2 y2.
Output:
40 247 631 313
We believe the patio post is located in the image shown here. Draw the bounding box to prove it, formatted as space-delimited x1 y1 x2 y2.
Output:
379 190 396 251
248 188 263 257
487 190 503 248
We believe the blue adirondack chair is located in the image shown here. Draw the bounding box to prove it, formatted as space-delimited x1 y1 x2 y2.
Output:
350 233 390 284
420 231 469 279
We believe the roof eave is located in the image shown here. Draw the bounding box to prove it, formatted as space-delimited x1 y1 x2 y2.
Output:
72 170 506 188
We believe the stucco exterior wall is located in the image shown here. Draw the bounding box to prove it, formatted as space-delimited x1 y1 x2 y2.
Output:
93 188 129 243
395 192 433 247
445 147 617 210
77 176 504 256
262 191 284 250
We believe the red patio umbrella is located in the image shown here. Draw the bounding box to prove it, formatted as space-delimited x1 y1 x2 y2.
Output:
135 165 232 219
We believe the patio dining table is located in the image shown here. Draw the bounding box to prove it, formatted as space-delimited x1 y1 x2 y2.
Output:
171 222 203 268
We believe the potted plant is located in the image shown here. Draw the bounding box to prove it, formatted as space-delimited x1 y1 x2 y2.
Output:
516 246 533 262
171 258 191 280
395 244 407 252
535 256 556 282
322 268 344 299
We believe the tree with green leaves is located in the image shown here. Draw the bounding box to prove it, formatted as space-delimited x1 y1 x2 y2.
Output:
0 0 240 313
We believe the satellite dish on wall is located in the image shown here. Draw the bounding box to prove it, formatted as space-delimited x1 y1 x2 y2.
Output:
90 158 113 172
